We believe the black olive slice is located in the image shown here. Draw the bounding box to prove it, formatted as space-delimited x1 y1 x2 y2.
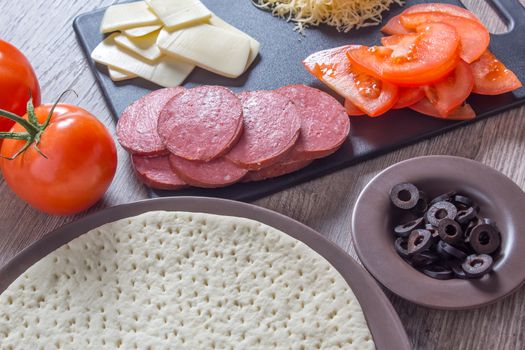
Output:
449 261 470 279
429 191 457 206
438 218 463 245
455 207 478 225
436 241 454 259
480 217 497 228
452 194 473 209
394 217 425 237
411 251 440 267
411 191 428 215
422 264 454 280
425 223 436 230
390 183 420 210
395 237 410 258
469 224 501 254
462 254 493 278
464 219 480 242
425 224 439 239
425 201 458 227
437 240 467 260
407 229 433 255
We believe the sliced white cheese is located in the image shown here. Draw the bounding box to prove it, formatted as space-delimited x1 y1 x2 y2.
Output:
108 66 137 81
209 15 260 71
114 30 162 62
145 0 211 30
123 24 162 38
100 1 160 33
157 25 251 78
91 34 194 87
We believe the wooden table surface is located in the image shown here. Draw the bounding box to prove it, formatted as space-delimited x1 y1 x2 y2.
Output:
1 1 524 349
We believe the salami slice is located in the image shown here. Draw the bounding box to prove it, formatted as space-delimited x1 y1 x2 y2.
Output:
117 87 185 156
169 155 248 188
276 85 350 160
132 155 186 190
157 86 243 161
243 159 313 182
226 91 301 170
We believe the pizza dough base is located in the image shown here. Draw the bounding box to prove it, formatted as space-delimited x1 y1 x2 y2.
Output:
0 211 374 350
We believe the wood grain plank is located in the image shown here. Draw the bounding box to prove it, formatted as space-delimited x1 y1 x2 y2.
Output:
0 1 524 349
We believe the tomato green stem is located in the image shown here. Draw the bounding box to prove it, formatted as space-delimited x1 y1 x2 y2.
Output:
27 92 38 126
41 90 77 130
0 108 39 136
0 90 75 160
0 131 30 140
0 140 31 160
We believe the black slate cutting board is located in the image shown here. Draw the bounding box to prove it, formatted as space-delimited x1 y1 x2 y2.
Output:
73 0 525 201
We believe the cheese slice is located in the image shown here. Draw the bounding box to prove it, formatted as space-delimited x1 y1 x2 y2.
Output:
114 30 162 62
158 25 251 78
100 1 160 33
92 34 194 87
123 24 162 37
209 15 260 71
146 0 211 30
108 66 137 81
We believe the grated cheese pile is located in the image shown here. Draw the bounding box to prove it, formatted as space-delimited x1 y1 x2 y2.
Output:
252 0 404 33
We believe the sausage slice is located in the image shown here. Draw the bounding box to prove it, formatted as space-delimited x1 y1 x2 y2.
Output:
276 85 350 161
226 91 301 170
157 86 243 161
169 155 248 188
132 155 186 190
117 87 184 156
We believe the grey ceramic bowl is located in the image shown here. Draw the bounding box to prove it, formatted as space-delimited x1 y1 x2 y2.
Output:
352 156 525 310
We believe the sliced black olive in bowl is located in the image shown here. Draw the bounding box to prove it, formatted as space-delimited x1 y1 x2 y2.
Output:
407 229 433 255
395 237 410 258
390 183 420 210
469 224 501 255
438 218 463 245
449 261 471 279
411 191 429 215
422 264 454 280
462 254 494 278
425 201 458 227
456 207 478 225
394 217 425 237
452 194 473 209
437 240 468 260
429 191 457 206
411 251 440 267
480 217 498 228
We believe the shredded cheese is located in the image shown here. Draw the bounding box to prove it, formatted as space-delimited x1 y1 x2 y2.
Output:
252 0 404 33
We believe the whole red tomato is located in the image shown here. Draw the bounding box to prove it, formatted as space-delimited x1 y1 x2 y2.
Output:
0 103 117 215
0 40 41 142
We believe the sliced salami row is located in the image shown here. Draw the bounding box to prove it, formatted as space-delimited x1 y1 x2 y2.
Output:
117 84 350 189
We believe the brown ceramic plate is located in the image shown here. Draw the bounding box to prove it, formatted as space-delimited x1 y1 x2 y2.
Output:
0 197 410 350
352 156 525 310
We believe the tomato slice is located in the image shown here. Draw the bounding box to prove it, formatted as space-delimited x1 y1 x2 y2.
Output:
410 98 476 120
381 15 413 35
400 13 489 63
402 3 482 24
424 60 474 116
470 50 523 95
344 99 365 116
380 33 414 47
347 23 460 86
392 87 425 109
303 45 398 117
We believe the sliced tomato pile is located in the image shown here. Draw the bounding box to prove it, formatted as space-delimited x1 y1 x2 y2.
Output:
303 3 522 120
